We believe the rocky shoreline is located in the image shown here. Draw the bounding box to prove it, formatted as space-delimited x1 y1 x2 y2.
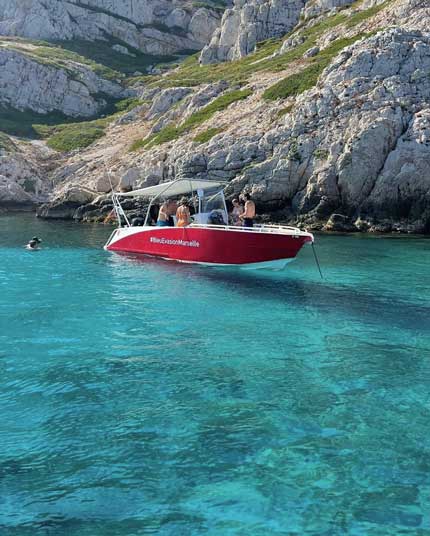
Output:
2 200 428 235
0 0 429 232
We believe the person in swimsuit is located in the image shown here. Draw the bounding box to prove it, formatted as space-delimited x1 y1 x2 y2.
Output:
157 200 176 227
230 198 244 226
176 197 191 227
239 193 256 227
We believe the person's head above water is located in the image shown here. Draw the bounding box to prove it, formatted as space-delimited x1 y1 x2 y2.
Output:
26 237 42 249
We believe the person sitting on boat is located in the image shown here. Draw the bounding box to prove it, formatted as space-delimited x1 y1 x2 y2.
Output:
157 200 175 227
176 197 191 227
230 198 244 226
26 237 42 250
239 193 256 228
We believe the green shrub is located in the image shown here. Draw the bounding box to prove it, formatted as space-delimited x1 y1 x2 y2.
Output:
263 63 324 100
193 127 224 143
46 124 105 151
114 97 142 112
182 89 252 130
314 148 330 159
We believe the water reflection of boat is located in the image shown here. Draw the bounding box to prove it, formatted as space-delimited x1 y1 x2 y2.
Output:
104 179 314 270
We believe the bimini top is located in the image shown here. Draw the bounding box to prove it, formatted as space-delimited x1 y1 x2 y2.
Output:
116 178 226 199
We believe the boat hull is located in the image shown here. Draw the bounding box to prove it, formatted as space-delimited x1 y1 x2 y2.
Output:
105 226 313 268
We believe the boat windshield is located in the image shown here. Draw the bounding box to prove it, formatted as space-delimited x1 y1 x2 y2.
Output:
195 188 228 225
202 190 224 212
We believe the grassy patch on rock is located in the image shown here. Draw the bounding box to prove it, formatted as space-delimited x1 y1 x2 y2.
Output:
193 127 224 143
0 132 16 152
262 33 374 100
34 98 142 152
131 89 251 150
0 106 72 137
1 37 120 81
50 39 178 77
276 104 294 118
0 97 141 151
43 122 106 152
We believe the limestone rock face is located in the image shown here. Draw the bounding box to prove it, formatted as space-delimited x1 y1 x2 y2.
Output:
302 0 359 19
0 1 222 56
0 139 54 206
200 0 306 64
126 28 430 232
364 109 430 229
0 47 124 117
199 0 362 64
147 87 193 119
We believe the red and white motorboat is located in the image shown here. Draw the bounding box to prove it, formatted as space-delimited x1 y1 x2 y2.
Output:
104 179 314 270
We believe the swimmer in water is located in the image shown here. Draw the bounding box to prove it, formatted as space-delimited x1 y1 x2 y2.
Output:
26 237 42 250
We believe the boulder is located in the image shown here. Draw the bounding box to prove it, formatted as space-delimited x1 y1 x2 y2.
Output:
147 87 193 118
323 213 356 232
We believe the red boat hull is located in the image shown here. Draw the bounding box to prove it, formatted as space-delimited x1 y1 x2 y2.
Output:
106 226 312 267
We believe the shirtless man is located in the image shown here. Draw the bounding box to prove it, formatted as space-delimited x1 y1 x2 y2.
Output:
239 193 256 227
157 200 177 226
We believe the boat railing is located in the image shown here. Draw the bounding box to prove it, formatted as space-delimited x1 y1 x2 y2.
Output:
189 222 310 236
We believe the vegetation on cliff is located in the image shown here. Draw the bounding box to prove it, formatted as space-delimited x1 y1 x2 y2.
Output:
131 0 390 90
131 89 251 150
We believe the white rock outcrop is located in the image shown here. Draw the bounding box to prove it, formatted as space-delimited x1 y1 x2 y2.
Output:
0 139 54 206
199 0 359 64
200 0 306 64
0 47 124 117
0 0 222 56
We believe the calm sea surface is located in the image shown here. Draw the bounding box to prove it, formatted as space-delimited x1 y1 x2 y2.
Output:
1 213 430 535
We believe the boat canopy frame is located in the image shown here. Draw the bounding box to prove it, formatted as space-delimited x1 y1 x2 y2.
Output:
112 178 228 227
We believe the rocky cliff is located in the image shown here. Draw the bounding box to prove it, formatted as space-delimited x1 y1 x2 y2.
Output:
0 134 56 207
200 0 357 64
0 39 125 117
0 0 223 55
1 0 430 233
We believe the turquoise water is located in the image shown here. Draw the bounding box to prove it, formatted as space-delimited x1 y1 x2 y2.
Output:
1 214 430 535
